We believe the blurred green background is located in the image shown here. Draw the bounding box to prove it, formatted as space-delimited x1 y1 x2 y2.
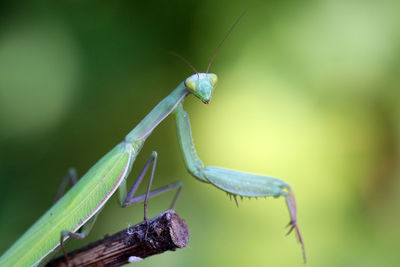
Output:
1 0 400 266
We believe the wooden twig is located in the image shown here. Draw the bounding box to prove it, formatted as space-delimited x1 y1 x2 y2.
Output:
45 210 189 267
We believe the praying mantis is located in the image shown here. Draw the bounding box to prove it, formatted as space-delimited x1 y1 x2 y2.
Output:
0 12 305 267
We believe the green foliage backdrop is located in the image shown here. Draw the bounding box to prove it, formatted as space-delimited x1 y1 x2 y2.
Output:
1 1 399 266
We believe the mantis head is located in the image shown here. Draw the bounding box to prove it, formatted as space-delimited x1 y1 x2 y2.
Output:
178 8 248 105
184 73 218 104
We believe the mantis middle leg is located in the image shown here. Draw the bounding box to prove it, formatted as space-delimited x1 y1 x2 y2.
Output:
59 153 182 264
119 151 183 219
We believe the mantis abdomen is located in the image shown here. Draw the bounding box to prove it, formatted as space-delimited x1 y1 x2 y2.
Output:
0 142 138 266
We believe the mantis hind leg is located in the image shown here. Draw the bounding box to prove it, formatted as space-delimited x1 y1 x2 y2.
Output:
55 169 99 236
55 169 100 265
53 168 78 203
120 151 183 220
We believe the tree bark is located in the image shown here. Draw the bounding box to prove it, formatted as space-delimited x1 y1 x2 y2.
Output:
45 210 189 267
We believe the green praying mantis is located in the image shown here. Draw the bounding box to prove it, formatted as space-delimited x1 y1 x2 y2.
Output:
0 12 305 267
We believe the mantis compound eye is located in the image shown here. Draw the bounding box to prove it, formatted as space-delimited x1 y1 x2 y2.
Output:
184 78 196 91
209 74 218 87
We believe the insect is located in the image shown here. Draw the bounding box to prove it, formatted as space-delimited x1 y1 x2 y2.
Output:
0 11 305 266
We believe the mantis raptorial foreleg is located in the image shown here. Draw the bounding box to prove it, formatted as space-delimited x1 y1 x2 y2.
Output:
174 102 306 262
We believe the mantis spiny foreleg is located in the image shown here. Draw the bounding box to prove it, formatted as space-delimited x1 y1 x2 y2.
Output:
174 102 306 262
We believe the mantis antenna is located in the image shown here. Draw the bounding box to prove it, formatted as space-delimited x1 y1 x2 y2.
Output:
169 51 200 78
170 7 250 76
206 7 251 73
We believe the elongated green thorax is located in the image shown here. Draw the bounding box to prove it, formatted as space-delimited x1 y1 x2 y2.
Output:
125 82 188 142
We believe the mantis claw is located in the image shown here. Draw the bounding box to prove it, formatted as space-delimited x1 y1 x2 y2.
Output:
285 221 295 236
284 188 306 263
